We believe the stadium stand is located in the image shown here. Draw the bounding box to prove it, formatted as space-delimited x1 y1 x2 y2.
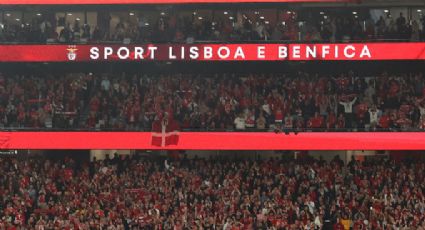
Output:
1 1 425 230
0 9 424 43
0 71 424 131
0 154 424 229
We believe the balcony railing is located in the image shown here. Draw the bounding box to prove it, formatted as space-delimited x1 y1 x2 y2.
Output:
0 127 424 132
0 37 419 45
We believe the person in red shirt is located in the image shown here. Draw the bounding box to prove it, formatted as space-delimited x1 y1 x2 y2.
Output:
89 95 100 112
308 112 324 130
14 212 24 226
337 113 345 129
378 111 391 130
395 113 412 130
274 108 284 124
356 103 368 130
327 111 337 129
353 220 366 230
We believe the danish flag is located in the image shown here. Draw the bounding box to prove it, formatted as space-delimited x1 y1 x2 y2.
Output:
151 116 179 147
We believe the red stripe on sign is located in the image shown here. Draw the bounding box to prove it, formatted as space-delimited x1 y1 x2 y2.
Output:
0 0 353 5
0 132 424 150
1 43 425 62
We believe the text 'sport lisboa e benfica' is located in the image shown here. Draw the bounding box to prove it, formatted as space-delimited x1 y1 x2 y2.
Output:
88 44 372 61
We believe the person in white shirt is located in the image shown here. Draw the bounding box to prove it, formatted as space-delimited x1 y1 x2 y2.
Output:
244 109 255 128
100 77 110 91
364 81 376 104
255 21 267 40
234 114 246 130
368 105 381 130
340 97 357 113
418 102 425 120
339 96 357 129
223 218 232 230
262 100 271 116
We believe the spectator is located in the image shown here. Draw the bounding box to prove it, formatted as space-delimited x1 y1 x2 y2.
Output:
100 76 111 91
308 111 324 129
256 112 267 130
396 12 407 35
339 96 357 129
368 105 381 130
411 20 421 41
234 113 246 130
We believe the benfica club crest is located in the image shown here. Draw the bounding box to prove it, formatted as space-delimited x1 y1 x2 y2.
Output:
66 45 78 61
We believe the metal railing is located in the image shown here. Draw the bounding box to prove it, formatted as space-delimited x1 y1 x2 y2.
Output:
0 38 419 45
0 127 423 132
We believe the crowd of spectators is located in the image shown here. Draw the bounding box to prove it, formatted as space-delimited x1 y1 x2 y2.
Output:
1 71 425 131
0 73 92 129
1 10 424 43
0 154 424 229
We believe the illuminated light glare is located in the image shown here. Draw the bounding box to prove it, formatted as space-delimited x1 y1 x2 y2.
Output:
160 12 165 16
223 11 228 15
15 18 20 21
67 13 72 16
254 11 260 15
417 9 422 13
193 12 197 15
229 16 234 20
129 12 135 16
76 18 80 21
36 13 42 16
259 16 265 20
352 11 357 15
384 9 389 13
198 16 203 20
265 21 269 24
320 11 325 15
6 13 11 17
